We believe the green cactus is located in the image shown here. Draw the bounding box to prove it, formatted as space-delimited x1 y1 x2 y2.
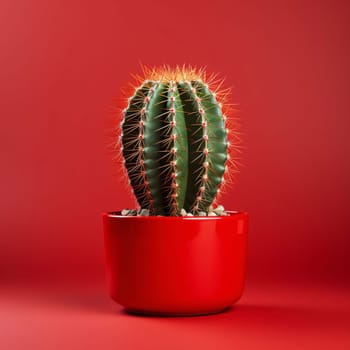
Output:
120 67 231 216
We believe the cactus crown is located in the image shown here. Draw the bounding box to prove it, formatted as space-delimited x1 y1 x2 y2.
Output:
117 65 238 216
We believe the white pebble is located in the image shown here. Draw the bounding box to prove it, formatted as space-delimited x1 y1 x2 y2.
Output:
198 211 207 216
180 208 187 216
139 209 150 216
186 213 193 216
208 212 217 216
121 209 130 216
214 205 225 215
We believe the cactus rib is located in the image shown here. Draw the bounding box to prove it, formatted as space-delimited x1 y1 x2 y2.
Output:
122 81 157 210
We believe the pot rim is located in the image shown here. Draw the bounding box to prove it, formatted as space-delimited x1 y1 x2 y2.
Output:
103 210 247 221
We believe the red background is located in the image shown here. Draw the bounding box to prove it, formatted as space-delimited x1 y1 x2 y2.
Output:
1 0 349 349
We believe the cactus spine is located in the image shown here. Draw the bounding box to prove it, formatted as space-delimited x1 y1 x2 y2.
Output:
120 67 232 216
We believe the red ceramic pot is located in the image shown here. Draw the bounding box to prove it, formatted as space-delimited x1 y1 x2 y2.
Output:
103 211 248 316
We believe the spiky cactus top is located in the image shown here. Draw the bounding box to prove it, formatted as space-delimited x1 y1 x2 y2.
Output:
119 66 237 216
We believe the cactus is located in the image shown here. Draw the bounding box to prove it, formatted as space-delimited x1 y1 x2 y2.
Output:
118 66 237 216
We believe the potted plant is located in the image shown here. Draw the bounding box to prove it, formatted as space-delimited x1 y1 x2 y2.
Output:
103 66 248 316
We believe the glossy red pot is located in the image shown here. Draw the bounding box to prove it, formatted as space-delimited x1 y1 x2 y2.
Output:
103 211 248 316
